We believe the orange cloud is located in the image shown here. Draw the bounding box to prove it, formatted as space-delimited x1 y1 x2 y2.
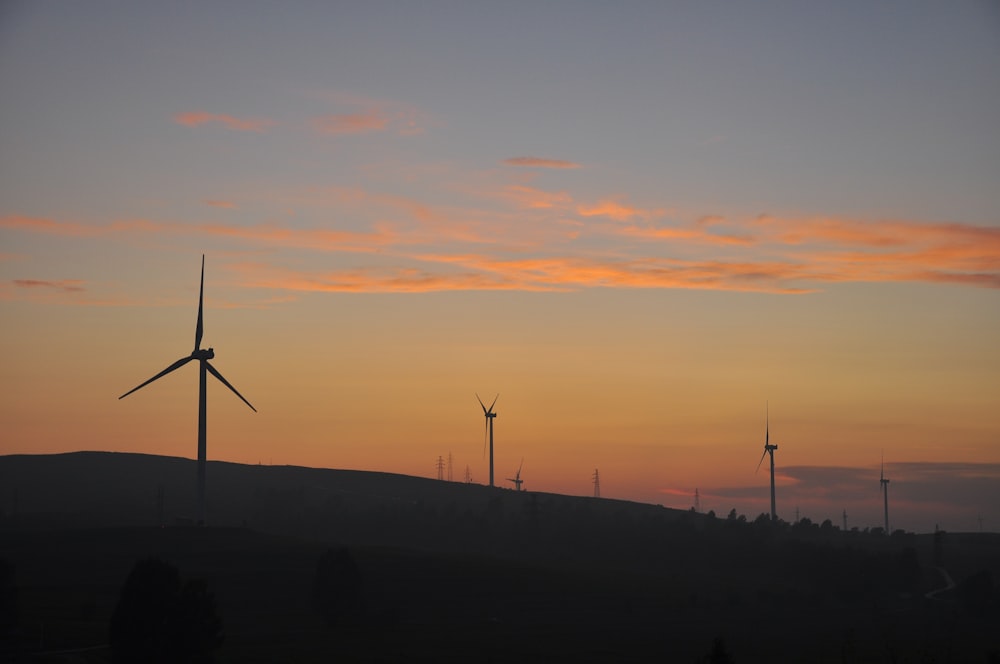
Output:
228 261 559 294
618 225 754 246
312 111 389 135
172 112 276 132
3 210 997 294
503 157 581 169
577 198 665 223
503 184 574 211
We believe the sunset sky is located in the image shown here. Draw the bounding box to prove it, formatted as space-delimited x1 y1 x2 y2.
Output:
2 2 998 534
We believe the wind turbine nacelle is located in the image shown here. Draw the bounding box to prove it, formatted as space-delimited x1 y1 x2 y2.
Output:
193 348 215 360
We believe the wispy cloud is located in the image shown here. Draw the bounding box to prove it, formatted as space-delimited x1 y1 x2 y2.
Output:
172 112 276 132
308 92 428 136
503 157 581 169
313 111 389 135
3 204 998 295
204 199 237 209
578 198 664 222
12 279 85 293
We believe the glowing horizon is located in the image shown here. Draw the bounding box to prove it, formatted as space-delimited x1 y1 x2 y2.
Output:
1 3 998 534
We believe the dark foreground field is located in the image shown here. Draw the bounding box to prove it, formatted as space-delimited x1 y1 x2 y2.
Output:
1 452 998 662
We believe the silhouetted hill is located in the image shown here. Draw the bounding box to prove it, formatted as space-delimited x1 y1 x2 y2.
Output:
2 452 999 661
0 451 689 558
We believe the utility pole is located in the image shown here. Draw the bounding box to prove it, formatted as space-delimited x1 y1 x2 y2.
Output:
447 452 453 482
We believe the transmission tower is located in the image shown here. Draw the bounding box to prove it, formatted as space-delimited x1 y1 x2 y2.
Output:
465 465 472 483
694 488 701 513
448 452 453 482
592 469 601 498
436 455 445 481
842 509 848 531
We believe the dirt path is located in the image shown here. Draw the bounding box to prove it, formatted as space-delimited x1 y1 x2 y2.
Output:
924 565 955 600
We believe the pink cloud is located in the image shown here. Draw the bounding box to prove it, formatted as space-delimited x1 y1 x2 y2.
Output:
503 157 581 169
172 112 276 132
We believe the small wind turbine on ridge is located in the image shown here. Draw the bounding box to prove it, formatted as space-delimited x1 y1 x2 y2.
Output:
119 255 256 526
477 393 498 487
507 458 524 491
755 402 779 521
880 451 890 534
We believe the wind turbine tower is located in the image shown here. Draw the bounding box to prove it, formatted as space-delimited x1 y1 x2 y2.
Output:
120 256 256 526
477 393 498 487
755 404 778 520
880 453 890 534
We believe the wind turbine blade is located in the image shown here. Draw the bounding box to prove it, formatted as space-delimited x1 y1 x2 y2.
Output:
119 356 194 400
755 447 768 474
489 393 499 412
476 393 487 414
205 361 257 412
195 255 205 352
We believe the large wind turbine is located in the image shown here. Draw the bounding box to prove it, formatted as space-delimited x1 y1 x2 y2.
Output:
755 403 778 521
880 453 890 534
477 393 498 487
119 255 256 526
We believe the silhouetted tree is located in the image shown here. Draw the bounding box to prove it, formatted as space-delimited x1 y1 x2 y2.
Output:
933 529 946 566
0 558 16 637
890 547 921 592
957 570 995 616
727 508 737 521
110 558 223 663
313 548 365 627
698 636 734 663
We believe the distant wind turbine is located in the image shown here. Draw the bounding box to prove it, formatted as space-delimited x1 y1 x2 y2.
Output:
755 403 778 521
477 393 498 487
507 458 524 491
119 255 256 526
880 452 890 534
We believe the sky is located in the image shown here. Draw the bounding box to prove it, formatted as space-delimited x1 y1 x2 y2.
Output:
1 1 998 534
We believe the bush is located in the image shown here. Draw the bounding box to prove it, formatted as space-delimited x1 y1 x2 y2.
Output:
313 548 365 627
0 558 15 637
110 558 223 663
